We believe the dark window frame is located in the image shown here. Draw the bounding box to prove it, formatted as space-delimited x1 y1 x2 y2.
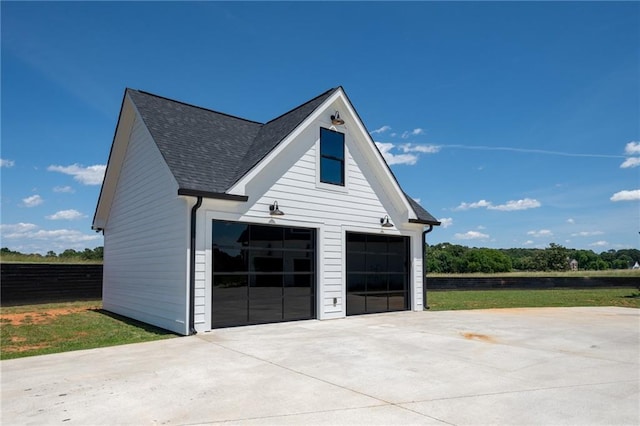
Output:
320 127 345 186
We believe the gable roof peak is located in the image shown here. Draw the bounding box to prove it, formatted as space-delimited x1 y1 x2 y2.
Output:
264 87 341 125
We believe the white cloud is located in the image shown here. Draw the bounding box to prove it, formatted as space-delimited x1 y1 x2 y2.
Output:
455 199 492 211
1 158 15 168
47 163 106 185
439 217 453 228
620 157 640 168
22 194 43 207
0 222 101 252
455 198 540 212
527 229 553 238
589 241 609 247
610 189 640 202
53 185 75 193
46 209 86 220
567 218 575 224
571 231 604 237
624 141 640 155
454 230 489 240
375 142 418 165
488 198 541 211
523 240 534 246
400 143 441 154
401 128 425 139
0 223 39 235
371 125 392 134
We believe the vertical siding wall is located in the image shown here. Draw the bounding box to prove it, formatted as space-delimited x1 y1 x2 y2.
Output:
103 114 189 335
198 113 423 330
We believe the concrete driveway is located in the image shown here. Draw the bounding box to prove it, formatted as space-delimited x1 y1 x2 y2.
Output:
2 307 639 425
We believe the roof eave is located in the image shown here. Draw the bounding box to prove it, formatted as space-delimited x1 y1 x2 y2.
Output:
408 218 442 226
177 188 249 202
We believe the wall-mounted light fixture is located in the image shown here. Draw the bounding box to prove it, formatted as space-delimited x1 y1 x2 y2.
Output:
331 111 345 125
269 201 285 216
380 215 393 228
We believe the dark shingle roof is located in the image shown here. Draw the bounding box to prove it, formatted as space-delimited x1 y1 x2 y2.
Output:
128 89 262 194
406 194 441 225
128 88 338 195
234 88 338 184
127 87 439 225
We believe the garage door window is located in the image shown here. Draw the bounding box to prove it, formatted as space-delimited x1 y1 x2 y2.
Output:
346 232 409 315
212 221 316 328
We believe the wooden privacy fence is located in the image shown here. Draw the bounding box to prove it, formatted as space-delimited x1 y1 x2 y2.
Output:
0 263 637 306
1 263 102 306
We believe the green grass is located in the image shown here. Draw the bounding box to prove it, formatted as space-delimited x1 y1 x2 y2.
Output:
427 288 640 311
0 301 176 360
429 269 639 278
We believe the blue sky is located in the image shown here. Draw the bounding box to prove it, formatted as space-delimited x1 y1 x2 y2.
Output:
1 1 638 254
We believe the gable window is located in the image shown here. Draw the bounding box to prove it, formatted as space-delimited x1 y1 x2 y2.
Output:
320 127 345 186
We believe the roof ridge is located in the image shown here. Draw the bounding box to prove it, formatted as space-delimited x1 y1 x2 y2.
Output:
263 87 339 125
227 87 339 188
129 89 264 125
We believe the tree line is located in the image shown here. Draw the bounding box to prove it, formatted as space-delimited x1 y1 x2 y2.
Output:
2 244 639 272
1 247 104 262
426 243 640 273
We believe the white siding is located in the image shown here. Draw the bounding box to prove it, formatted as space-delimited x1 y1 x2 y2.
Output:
197 112 425 330
103 114 190 335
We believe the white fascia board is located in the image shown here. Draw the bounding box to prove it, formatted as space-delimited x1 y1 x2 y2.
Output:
228 89 344 195
92 94 137 230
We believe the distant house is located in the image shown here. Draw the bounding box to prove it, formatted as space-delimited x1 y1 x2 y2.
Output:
92 87 440 335
633 262 640 270
569 259 579 271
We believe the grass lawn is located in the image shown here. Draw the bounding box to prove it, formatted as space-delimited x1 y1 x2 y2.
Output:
0 301 176 360
427 288 640 311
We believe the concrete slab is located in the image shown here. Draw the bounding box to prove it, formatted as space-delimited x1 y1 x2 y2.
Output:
2 307 638 425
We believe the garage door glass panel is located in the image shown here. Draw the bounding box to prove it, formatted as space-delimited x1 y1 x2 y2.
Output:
366 295 388 313
284 274 313 294
212 222 249 250
250 250 284 273
249 274 283 300
249 298 283 324
212 275 248 328
388 274 405 292
388 292 406 310
347 273 366 292
284 296 313 320
367 274 387 292
346 232 409 316
213 247 246 272
213 220 315 328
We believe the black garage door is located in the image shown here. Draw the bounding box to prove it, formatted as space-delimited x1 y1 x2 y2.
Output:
346 232 410 315
212 220 316 328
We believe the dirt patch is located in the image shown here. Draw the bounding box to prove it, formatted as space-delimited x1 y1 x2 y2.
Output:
0 306 98 326
461 332 497 343
2 343 51 353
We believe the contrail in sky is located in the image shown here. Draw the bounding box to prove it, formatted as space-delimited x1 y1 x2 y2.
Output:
439 144 626 159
